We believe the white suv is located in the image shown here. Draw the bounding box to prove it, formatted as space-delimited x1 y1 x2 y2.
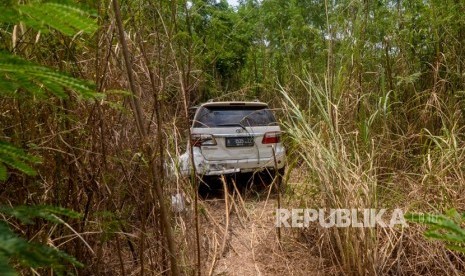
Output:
180 101 285 179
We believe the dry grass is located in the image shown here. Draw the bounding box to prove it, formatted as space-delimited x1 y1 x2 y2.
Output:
171 176 324 276
279 75 465 275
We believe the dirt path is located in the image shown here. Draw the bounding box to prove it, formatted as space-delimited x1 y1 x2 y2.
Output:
198 187 322 276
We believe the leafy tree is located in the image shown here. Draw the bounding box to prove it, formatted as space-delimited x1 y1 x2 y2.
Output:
190 0 252 95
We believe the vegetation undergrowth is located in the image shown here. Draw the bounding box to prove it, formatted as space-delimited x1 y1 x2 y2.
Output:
280 73 465 274
2 0 465 275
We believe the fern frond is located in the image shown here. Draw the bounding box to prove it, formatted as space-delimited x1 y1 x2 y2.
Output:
0 141 41 181
0 2 97 36
0 205 81 224
0 253 16 276
0 221 83 274
42 2 97 34
0 53 100 98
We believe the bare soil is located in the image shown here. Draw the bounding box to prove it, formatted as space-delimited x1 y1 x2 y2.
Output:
196 180 323 276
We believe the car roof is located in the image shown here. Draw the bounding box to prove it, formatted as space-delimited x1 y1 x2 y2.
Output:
199 101 268 108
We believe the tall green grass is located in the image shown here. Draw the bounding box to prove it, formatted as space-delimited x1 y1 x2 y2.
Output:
280 76 380 275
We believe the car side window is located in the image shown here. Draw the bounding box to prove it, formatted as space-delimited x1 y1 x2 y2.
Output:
193 107 211 127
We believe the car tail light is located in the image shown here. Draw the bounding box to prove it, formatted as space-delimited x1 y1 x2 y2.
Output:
191 134 217 147
262 131 281 144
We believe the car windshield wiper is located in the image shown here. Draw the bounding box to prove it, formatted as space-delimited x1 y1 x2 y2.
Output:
216 123 247 131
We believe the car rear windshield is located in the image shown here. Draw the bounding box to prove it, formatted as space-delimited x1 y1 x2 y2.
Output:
193 105 277 128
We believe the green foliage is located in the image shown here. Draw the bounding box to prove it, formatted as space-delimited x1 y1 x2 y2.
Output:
0 1 97 274
95 211 124 242
405 209 465 253
189 0 251 93
0 205 81 224
1 2 97 36
0 1 99 99
0 141 40 181
0 52 98 99
0 1 99 179
0 205 83 275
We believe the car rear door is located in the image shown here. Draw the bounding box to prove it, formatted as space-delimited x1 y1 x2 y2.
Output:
191 104 280 161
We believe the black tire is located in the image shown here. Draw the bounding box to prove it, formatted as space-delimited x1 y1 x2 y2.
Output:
255 167 286 192
197 175 215 198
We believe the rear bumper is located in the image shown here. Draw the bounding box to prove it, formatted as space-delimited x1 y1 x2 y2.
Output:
197 156 286 176
180 146 285 176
